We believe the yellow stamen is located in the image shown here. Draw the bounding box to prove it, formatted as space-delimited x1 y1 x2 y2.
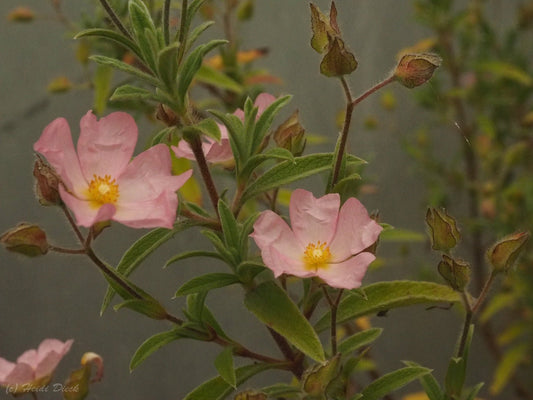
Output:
303 241 332 271
87 174 119 207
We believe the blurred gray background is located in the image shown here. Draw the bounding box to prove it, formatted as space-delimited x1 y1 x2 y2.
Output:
1 1 510 399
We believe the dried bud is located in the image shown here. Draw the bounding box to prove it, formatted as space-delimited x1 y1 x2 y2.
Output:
302 354 341 396
487 231 530 274
426 208 461 252
274 110 306 156
394 53 441 88
33 155 62 206
47 76 72 93
310 3 337 53
438 255 471 291
320 36 358 77
7 6 35 22
234 391 267 400
1 223 49 257
63 352 104 400
156 104 179 126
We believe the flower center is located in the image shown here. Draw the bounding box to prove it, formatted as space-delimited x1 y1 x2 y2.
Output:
87 174 119 206
303 241 332 271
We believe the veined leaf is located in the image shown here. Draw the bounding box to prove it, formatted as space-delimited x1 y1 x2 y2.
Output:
90 55 159 86
74 28 143 61
182 118 222 142
175 273 241 297
130 329 184 371
240 148 295 181
165 250 223 268
185 21 215 53
129 0 158 71
214 347 236 388
315 281 461 332
338 328 383 355
110 84 160 102
196 64 243 93
244 281 325 362
403 361 443 400
157 42 180 90
360 366 431 400
114 298 167 320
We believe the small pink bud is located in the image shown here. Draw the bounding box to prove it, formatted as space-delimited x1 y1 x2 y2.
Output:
273 110 306 156
426 208 461 252
394 53 442 88
487 231 530 274
438 255 471 291
1 223 49 257
33 155 62 206
7 6 35 22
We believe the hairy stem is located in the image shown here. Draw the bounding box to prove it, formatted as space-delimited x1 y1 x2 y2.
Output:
98 0 132 40
457 291 473 358
188 135 220 215
323 287 344 355
163 0 171 45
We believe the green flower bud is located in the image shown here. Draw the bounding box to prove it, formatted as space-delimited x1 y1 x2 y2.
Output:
273 110 306 156
309 3 337 53
237 0 254 21
33 155 62 206
487 231 530 274
1 223 49 257
302 354 341 396
425 208 461 252
438 255 471 291
394 53 441 88
320 36 358 77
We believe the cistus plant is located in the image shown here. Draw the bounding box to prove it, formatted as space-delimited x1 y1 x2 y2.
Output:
2 1 531 400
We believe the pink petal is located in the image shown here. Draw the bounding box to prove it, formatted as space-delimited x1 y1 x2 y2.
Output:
172 125 233 164
317 252 375 289
3 363 35 385
289 189 340 247
114 191 179 229
329 197 383 258
16 349 38 368
254 93 277 115
33 117 86 195
204 137 233 163
60 187 116 227
171 141 195 161
36 339 73 364
0 358 16 382
77 111 138 179
251 210 304 276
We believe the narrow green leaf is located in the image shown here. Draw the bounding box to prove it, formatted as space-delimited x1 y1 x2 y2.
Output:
315 281 462 332
261 383 301 398
184 21 215 53
214 347 236 388
209 110 246 168
249 95 292 155
110 84 160 102
201 229 238 266
129 0 157 71
490 342 528 395
93 64 113 115
338 328 383 355
175 273 240 297
465 382 484 400
184 363 275 400
196 64 243 93
218 199 239 248
74 28 143 60
90 55 159 86
379 228 426 243
244 281 325 362
240 148 295 181
113 298 167 320
130 329 183 371
360 366 431 400
185 292 207 322
165 250 223 268
182 118 221 142
101 226 186 314
445 357 466 398
403 361 443 400
157 42 180 90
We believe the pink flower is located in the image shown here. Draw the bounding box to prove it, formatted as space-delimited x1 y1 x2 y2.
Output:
34 111 192 229
172 93 276 163
0 339 73 394
251 189 383 289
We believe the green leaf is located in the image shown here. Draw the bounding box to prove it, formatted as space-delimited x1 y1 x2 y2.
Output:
196 64 243 93
93 64 113 115
360 366 431 400
338 328 383 355
110 84 160 102
101 226 186 314
113 298 167 320
201 229 238 266
465 382 484 400
157 42 180 90
490 342 529 395
477 61 533 86
244 281 325 362
240 148 295 181
209 110 246 168
261 383 301 398
130 329 183 371
184 363 274 400
165 250 223 268
315 281 462 332
129 0 158 71
90 55 159 86
214 347 236 388
403 361 443 400
241 153 341 203
175 273 240 297
182 118 222 142
74 28 142 60
218 199 239 249
249 95 292 155
445 357 466 398
379 227 426 242
184 21 215 53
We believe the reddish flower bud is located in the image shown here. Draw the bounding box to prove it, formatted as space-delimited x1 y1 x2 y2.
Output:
273 110 306 156
438 254 471 291
487 231 530 274
33 155 62 206
394 53 441 88
426 208 461 252
1 223 49 257
7 6 35 22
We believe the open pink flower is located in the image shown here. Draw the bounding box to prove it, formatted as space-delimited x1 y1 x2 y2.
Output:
251 189 383 289
0 339 73 394
172 93 276 163
34 111 192 229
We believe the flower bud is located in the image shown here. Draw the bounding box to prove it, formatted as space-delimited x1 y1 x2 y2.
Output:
273 110 306 156
47 76 73 93
487 231 530 274
310 3 337 53
7 6 35 22
33 155 62 206
425 208 461 252
438 255 471 291
302 354 341 396
63 352 104 400
394 53 441 88
234 391 267 400
1 223 49 257
237 0 254 21
320 36 358 77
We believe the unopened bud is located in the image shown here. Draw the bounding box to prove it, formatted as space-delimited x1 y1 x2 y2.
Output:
426 208 461 252
7 6 35 22
156 104 179 126
63 352 104 400
487 231 530 274
438 255 471 291
237 0 254 21
394 53 441 88
47 76 72 93
274 110 306 156
302 354 341 396
320 36 358 77
33 155 62 206
310 3 337 53
1 223 49 257
234 391 267 400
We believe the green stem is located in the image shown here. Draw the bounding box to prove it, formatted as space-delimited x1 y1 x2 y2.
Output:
163 0 171 45
456 291 473 358
98 0 133 40
48 245 86 255
323 286 344 355
472 271 496 314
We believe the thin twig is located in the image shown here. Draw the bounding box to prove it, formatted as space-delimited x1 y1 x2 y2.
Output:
163 0 171 45
188 135 220 216
98 0 133 40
